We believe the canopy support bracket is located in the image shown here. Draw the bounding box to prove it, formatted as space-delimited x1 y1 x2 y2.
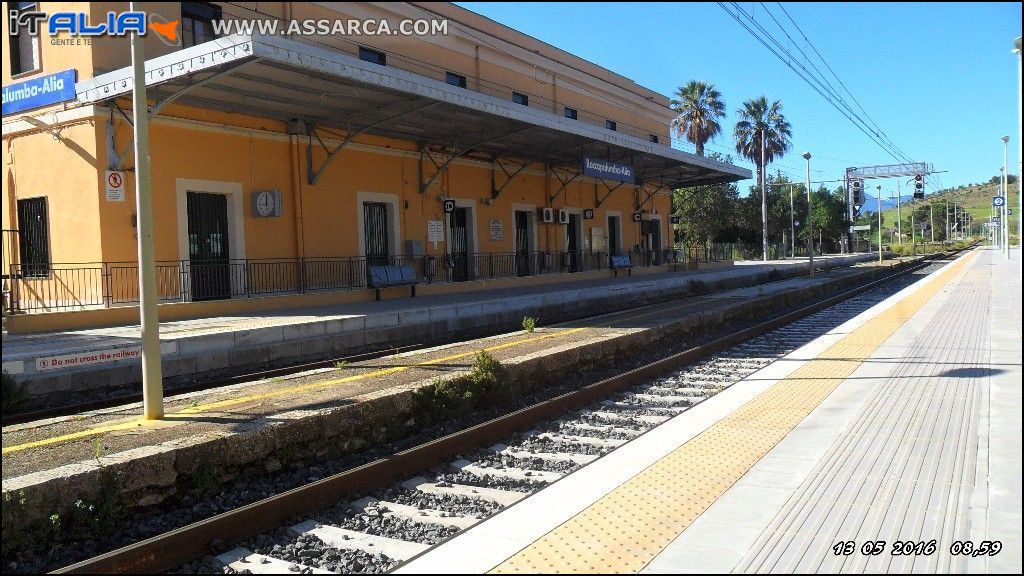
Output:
307 100 440 185
420 126 532 194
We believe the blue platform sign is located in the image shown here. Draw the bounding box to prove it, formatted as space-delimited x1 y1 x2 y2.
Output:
583 157 634 184
993 196 1005 207
2 69 78 116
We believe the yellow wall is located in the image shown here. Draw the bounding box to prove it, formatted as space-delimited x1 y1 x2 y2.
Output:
4 99 672 267
2 122 103 262
95 102 671 263
2 2 672 141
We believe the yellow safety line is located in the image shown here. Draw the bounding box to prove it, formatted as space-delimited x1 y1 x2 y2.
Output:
2 327 588 457
492 252 977 573
0 420 152 455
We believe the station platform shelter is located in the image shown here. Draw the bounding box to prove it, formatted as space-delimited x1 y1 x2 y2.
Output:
2 2 748 330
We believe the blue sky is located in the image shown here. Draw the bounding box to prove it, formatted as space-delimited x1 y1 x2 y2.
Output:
457 2 1022 197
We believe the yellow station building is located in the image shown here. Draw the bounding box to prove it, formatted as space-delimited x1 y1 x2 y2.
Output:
2 2 748 328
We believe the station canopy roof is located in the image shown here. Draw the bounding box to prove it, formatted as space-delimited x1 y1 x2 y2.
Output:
76 34 750 188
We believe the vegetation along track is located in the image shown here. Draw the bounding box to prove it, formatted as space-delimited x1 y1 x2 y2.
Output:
54 253 960 574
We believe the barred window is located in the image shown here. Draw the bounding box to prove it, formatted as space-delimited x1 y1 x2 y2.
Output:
17 197 49 277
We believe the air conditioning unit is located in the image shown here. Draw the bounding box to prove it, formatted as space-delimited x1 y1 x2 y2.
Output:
557 209 570 224
538 207 554 223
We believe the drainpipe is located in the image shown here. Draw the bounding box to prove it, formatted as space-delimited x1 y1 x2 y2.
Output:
290 134 305 259
544 164 551 252
552 74 558 113
5 140 19 295
474 45 481 91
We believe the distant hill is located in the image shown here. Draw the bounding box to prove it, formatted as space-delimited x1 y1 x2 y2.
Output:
860 193 915 213
872 181 1019 238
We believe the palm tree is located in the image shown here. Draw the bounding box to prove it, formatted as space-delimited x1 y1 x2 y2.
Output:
733 96 793 190
734 96 792 260
670 81 726 156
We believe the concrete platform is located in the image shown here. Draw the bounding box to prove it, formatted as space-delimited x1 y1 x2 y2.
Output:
0 254 903 547
397 247 1022 574
2 254 874 408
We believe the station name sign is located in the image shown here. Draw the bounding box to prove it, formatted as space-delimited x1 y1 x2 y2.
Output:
2 69 77 116
583 157 634 184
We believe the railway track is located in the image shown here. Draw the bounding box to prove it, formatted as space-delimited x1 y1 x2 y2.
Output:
54 253 957 574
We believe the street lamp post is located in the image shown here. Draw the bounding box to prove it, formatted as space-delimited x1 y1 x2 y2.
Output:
789 184 795 258
876 185 883 263
803 152 814 276
1002 135 1010 259
896 181 903 243
130 2 163 419
1015 36 1022 277
1000 166 1006 252
910 197 917 255
929 202 934 244
760 130 768 262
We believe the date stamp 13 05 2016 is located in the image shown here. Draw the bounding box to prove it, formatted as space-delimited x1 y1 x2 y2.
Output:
833 540 1003 557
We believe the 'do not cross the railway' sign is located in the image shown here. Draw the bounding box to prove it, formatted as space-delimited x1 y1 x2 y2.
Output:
105 170 125 202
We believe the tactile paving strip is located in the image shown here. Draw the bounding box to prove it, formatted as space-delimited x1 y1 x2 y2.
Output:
492 253 976 574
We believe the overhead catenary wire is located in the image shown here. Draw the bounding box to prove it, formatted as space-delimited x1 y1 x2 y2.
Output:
772 2 911 162
722 2 913 164
718 2 915 166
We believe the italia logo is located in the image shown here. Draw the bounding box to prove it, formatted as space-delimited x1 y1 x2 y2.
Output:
9 10 181 45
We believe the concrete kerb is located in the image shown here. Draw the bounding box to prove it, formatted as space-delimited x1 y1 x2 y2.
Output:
1 258 901 545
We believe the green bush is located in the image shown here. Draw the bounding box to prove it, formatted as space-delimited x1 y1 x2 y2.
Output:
2 371 29 416
412 350 514 426
522 316 537 333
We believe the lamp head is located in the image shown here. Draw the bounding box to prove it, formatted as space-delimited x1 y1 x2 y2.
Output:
801 151 811 160
1002 135 1010 143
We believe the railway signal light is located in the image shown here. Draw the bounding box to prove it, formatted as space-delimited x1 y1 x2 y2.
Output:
851 179 864 207
914 174 924 199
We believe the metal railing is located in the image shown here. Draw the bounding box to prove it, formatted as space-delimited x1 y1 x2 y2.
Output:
681 242 795 263
2 229 17 314
4 250 692 313
5 242 807 313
